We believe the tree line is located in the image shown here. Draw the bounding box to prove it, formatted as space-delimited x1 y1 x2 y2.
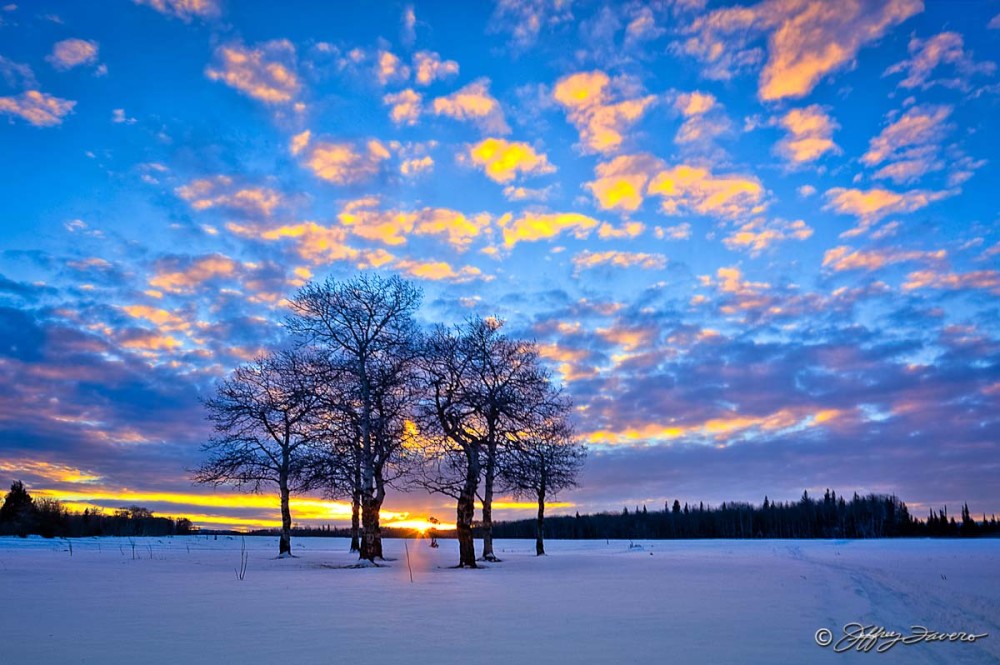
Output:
491 490 1000 540
0 481 195 538
195 273 584 566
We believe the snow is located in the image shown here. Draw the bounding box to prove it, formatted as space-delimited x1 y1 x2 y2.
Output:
1 536 997 664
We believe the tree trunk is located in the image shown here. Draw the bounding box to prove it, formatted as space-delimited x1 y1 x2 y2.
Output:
456 450 479 568
279 481 292 557
536 486 546 556
480 443 497 561
349 489 360 553
359 491 380 562
369 477 386 560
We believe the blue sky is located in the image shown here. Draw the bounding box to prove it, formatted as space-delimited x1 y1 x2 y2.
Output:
1 0 999 529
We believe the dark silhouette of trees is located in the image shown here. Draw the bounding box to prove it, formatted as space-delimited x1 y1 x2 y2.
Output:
0 480 36 536
503 414 585 555
417 323 483 568
307 369 366 552
1 482 196 537
195 349 323 557
491 490 1000 540
287 273 422 563
417 317 561 566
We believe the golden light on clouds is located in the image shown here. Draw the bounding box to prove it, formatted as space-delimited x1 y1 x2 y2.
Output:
467 138 555 183
0 90 76 127
585 408 845 446
553 70 656 153
432 79 510 134
205 40 300 104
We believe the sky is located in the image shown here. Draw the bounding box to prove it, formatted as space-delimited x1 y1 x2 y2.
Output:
1 0 998 531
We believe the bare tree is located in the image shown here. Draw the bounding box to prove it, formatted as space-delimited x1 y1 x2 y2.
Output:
301 361 365 552
286 273 422 562
504 413 585 556
417 317 556 566
417 324 481 567
195 350 322 557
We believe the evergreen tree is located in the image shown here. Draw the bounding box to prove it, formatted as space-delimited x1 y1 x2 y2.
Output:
0 480 35 536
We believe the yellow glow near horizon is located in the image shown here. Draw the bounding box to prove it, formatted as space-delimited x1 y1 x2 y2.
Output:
30 488 571 531
35 488 478 531
386 518 458 532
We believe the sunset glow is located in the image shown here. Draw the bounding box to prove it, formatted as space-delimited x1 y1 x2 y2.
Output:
1 0 999 530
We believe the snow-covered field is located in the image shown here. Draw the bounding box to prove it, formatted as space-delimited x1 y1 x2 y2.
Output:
1 536 997 664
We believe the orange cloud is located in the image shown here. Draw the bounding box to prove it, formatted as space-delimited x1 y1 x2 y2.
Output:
585 153 661 212
824 186 951 222
337 197 489 251
175 176 282 218
228 221 359 265
681 0 922 101
597 221 644 240
466 138 555 183
697 266 784 317
723 219 812 255
861 104 951 184
656 223 692 240
47 39 99 71
289 129 311 155
383 88 422 126
395 259 486 283
572 250 666 274
596 323 656 353
432 78 509 134
401 155 434 176
537 343 595 382
712 266 770 296
376 49 409 85
823 245 946 272
121 305 192 332
500 211 601 248
206 40 299 104
647 164 765 219
133 0 220 21
0 90 75 126
674 91 717 117
413 50 459 85
302 139 390 184
148 254 238 293
672 91 731 145
625 6 665 44
0 460 102 484
553 70 656 153
120 331 183 352
902 269 1000 295
585 407 844 445
775 105 839 163
885 31 996 91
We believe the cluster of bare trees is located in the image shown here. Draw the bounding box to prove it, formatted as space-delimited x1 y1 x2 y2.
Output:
195 273 584 566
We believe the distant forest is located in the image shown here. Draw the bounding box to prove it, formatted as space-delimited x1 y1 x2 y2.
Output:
264 490 1000 540
0 481 195 538
3 481 998 540
489 491 1000 540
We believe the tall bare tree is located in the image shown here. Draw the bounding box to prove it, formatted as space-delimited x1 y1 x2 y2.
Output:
195 350 322 556
503 414 585 555
286 273 422 562
417 317 556 566
417 324 480 567
303 362 365 552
